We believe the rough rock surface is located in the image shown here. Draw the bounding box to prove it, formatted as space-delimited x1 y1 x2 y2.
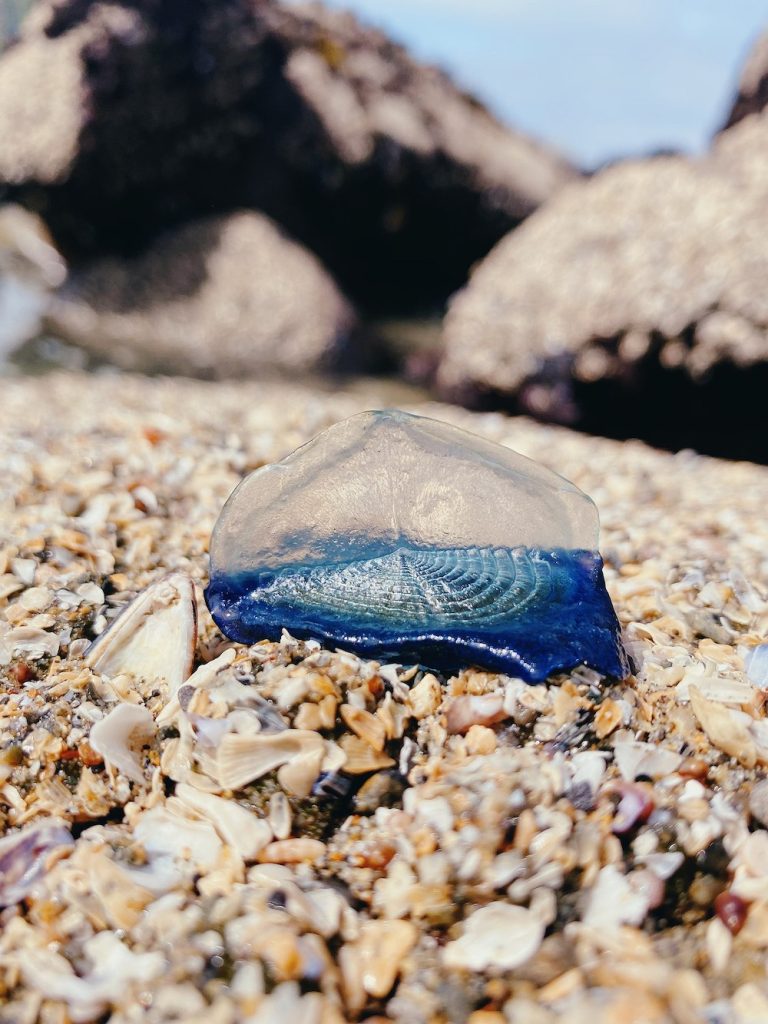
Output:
44 210 356 376
0 0 574 313
721 30 768 130
439 113 768 462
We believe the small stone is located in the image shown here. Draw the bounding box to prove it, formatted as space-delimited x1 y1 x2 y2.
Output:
465 724 497 755
715 891 749 935
353 771 407 814
340 920 417 1013
259 839 326 864
678 757 709 781
690 875 723 908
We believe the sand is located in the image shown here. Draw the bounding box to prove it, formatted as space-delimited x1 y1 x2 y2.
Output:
0 370 767 1023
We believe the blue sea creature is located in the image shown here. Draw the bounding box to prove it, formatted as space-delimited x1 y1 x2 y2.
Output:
205 410 627 681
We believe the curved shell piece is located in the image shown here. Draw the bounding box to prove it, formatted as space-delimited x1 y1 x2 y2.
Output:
206 410 626 680
86 573 197 698
89 703 155 784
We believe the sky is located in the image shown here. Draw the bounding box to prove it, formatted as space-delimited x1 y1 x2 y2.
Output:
313 0 767 169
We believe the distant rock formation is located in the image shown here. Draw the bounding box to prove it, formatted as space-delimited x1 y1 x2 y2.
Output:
45 211 357 377
439 107 768 461
0 0 575 314
721 30 768 130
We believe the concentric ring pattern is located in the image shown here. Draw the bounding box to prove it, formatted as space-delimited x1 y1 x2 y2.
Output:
257 546 560 627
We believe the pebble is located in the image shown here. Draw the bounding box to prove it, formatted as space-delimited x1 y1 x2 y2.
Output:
259 839 326 864
715 891 749 935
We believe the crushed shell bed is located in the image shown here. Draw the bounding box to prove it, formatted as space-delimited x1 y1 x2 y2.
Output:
0 371 767 1023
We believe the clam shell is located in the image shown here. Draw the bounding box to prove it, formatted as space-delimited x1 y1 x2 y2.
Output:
86 573 197 698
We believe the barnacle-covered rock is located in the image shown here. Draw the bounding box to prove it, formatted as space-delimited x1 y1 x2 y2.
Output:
438 115 768 461
721 29 768 130
0 0 574 313
45 211 357 377
206 411 626 681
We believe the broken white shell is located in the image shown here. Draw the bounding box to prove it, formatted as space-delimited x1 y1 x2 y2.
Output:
340 919 418 1012
690 686 757 768
156 648 237 728
173 783 272 860
131 803 224 891
89 703 155 784
613 738 682 781
86 573 197 698
276 746 326 798
216 730 326 790
582 864 652 930
268 792 292 840
443 902 544 971
0 819 73 906
20 931 164 1023
746 643 768 688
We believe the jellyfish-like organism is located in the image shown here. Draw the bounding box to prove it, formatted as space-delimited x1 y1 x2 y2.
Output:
206 411 627 681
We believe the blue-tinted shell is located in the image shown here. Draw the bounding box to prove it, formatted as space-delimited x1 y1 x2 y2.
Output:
206 411 627 681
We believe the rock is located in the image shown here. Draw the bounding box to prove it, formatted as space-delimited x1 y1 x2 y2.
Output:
0 0 574 313
0 204 65 358
439 116 768 461
44 211 356 376
722 30 768 130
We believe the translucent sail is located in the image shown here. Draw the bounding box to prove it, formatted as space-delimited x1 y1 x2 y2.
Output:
206 411 626 680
